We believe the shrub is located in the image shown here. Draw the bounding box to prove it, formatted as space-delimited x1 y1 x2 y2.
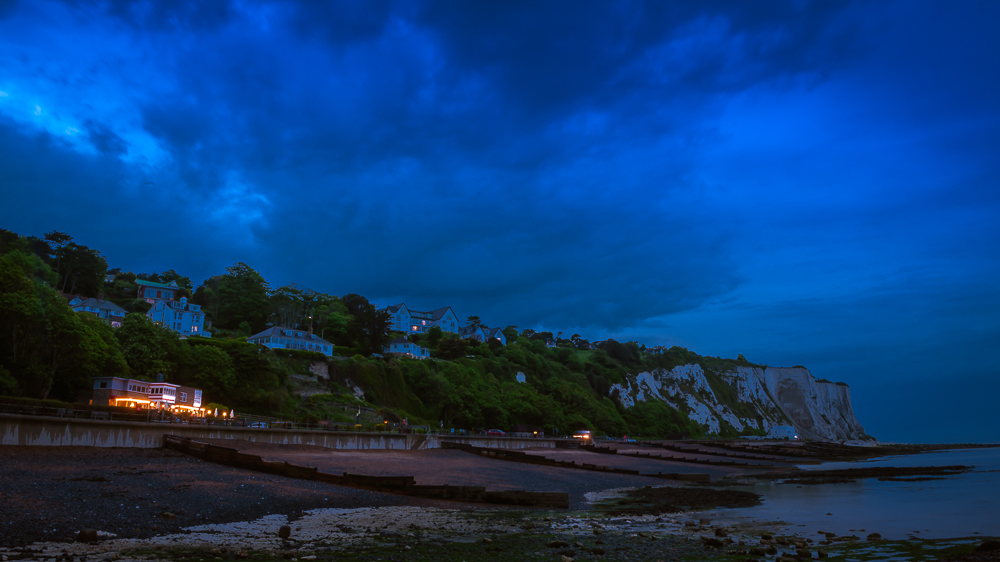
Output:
274 349 329 362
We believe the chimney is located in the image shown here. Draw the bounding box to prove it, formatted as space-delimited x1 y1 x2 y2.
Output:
181 297 187 304
156 373 164 382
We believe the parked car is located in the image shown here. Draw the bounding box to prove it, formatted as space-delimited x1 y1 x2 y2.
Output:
487 429 505 436
247 421 268 428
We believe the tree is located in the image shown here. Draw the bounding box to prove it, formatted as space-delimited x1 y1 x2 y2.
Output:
348 302 392 356
115 313 168 379
49 312 130 401
466 316 481 328
270 283 305 328
192 275 223 324
435 336 468 360
531 331 554 342
0 248 127 399
43 230 72 284
426 326 444 347
191 346 236 395
58 243 108 296
341 293 370 317
0 229 22 253
521 328 536 338
217 262 270 332
305 291 350 343
502 325 519 341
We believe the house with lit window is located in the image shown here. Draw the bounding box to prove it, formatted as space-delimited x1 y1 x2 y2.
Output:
146 297 208 338
487 327 507 346
136 279 180 303
247 326 336 356
458 324 507 345
67 295 128 327
383 337 430 359
383 303 460 334
91 376 204 413
459 324 489 340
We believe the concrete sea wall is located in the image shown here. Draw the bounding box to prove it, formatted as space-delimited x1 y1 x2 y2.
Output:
0 413 556 450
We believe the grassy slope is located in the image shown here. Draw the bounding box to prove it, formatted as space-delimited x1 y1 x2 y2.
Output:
277 341 782 439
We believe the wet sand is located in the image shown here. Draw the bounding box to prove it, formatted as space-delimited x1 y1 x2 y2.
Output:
0 442 766 547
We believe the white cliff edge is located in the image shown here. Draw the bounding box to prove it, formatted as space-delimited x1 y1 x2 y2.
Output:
609 365 869 441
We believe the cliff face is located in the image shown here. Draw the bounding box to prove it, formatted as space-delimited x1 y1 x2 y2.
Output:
609 365 870 441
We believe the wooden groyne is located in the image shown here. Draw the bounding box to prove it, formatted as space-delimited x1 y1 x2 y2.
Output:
443 442 711 483
163 435 568 508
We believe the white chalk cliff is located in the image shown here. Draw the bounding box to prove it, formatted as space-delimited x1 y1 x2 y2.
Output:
609 365 870 441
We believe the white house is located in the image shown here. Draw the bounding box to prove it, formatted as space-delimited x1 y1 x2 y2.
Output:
247 326 336 356
383 337 430 359
147 297 208 338
458 325 507 346
487 327 507 345
383 303 461 334
68 295 128 328
459 324 490 340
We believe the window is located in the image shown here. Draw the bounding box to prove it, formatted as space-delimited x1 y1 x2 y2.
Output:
99 382 107 389
180 392 187 402
156 290 161 298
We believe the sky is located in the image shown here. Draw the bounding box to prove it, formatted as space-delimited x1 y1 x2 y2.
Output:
0 0 997 443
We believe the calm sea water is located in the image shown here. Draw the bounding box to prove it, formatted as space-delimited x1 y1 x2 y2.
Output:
711 448 1000 540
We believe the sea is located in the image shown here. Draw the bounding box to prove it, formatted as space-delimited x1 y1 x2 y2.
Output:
710 447 1000 540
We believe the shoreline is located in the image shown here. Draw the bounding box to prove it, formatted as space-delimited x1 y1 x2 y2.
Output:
2 442 998 560
2 504 996 562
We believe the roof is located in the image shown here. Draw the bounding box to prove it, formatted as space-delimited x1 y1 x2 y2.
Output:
135 279 179 289
383 303 456 322
459 324 487 337
70 296 128 314
488 327 505 338
389 337 412 345
248 326 333 346
428 306 456 321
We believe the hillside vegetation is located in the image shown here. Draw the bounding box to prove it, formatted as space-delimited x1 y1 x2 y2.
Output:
0 227 774 438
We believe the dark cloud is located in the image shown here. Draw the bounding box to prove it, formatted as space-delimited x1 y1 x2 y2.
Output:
84 119 128 157
0 0 17 18
290 0 396 45
88 0 235 31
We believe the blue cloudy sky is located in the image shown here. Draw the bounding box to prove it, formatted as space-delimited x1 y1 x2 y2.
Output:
1 1 997 442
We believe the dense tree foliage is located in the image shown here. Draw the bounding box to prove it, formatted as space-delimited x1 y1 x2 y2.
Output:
217 262 270 333
343 294 392 356
0 227 758 438
0 246 128 400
